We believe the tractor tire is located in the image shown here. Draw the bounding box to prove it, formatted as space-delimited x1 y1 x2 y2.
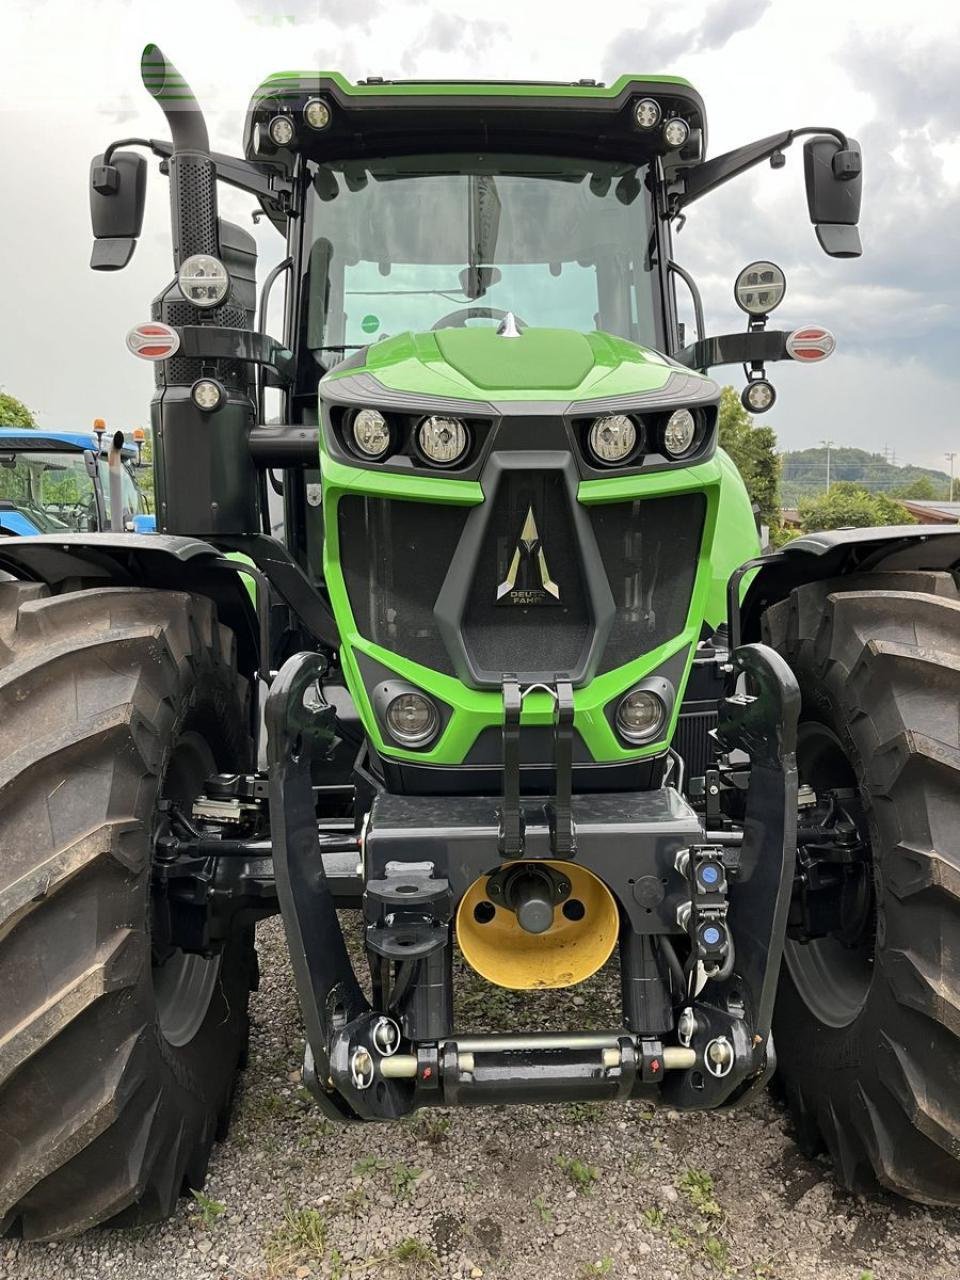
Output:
763 569 960 1204
0 584 254 1239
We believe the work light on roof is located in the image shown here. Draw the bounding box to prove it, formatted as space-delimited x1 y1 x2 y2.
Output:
634 98 661 129
662 117 690 149
303 98 331 130
268 114 295 147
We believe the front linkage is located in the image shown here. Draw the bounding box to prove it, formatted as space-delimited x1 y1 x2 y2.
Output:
264 642 799 1121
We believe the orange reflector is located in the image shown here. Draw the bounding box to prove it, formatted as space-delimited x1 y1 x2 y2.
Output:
132 427 146 441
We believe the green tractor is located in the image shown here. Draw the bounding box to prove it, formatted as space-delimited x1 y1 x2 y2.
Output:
2 43 958 1239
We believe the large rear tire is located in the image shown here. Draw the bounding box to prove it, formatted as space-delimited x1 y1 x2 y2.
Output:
764 569 960 1204
0 584 254 1239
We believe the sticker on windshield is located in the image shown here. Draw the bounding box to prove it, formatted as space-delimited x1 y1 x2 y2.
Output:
360 314 380 335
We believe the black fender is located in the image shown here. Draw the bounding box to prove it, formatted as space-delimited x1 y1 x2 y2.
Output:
737 525 960 644
0 533 261 681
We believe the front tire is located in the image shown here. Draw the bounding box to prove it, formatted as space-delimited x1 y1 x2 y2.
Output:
0 584 254 1238
764 570 960 1204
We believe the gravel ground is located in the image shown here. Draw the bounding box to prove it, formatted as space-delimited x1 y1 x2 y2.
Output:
5 916 959 1280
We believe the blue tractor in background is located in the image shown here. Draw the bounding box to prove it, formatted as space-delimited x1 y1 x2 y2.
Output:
0 426 153 535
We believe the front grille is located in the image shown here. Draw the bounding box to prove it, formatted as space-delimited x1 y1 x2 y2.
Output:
338 495 470 675
589 493 705 673
461 469 592 677
337 482 705 683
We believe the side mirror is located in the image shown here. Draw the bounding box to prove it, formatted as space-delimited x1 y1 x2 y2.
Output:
89 150 148 271
803 137 862 259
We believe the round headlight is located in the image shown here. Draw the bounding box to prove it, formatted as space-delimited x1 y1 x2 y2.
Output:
663 117 690 149
734 260 786 316
634 98 661 129
662 408 698 458
616 689 666 744
177 254 229 309
385 692 440 747
350 408 391 459
741 380 777 414
417 416 469 466
268 114 295 147
588 414 639 466
191 378 224 412
303 98 331 130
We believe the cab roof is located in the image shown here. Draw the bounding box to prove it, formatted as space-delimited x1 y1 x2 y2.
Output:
243 72 707 171
0 430 138 458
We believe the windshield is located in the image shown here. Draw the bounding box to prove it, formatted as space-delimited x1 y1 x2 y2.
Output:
303 154 662 361
0 450 143 533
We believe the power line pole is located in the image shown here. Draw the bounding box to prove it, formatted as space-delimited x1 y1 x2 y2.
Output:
821 438 835 492
947 452 957 503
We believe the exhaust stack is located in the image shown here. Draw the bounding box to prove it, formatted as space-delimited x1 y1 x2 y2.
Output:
141 43 219 265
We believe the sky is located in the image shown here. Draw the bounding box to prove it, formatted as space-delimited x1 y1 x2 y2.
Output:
0 0 958 471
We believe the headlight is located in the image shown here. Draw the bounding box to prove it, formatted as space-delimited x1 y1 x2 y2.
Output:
350 408 392 459
417 416 469 466
616 689 666 744
385 692 440 747
663 118 690 149
587 414 639 466
634 98 661 129
303 98 331 130
177 254 229 309
734 260 786 316
662 408 698 457
268 114 295 147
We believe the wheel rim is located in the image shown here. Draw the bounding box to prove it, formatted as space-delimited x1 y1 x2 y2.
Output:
152 731 222 1049
784 721 875 1029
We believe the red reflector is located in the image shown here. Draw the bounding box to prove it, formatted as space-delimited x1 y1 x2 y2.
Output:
786 326 836 362
126 322 180 361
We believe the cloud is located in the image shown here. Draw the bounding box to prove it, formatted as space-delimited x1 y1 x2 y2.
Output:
399 13 508 75
603 0 770 76
232 0 385 29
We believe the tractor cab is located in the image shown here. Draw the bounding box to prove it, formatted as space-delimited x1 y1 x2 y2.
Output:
0 429 149 535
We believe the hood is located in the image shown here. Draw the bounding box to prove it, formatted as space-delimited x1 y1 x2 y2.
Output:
321 327 704 406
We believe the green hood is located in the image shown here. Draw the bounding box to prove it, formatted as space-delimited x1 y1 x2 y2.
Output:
323 327 701 405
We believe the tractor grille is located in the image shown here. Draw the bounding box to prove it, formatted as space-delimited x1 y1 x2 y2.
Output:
587 493 705 673
338 496 471 675
461 469 592 677
337 485 705 681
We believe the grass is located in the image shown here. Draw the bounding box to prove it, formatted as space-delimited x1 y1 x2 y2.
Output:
564 1100 607 1124
556 1155 600 1193
579 1258 614 1276
678 1168 723 1220
533 1194 555 1225
189 1188 225 1228
388 1238 440 1272
264 1205 328 1274
643 1207 665 1228
412 1112 452 1145
703 1235 730 1271
391 1161 423 1201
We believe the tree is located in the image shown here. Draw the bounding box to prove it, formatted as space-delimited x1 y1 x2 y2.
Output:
797 481 915 533
0 391 36 429
889 475 945 501
717 386 781 529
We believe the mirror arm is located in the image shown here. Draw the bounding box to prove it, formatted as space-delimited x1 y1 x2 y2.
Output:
675 330 789 372
678 125 850 208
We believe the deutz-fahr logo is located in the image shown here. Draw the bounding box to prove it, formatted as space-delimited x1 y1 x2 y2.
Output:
496 507 561 607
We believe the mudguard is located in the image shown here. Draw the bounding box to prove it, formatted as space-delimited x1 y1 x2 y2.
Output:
738 525 960 644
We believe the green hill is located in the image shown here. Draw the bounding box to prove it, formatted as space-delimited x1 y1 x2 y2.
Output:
780 447 952 506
